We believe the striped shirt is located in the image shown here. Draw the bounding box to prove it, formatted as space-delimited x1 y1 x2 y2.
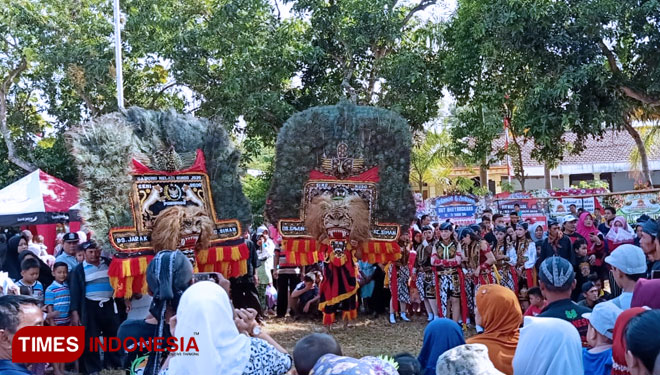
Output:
55 253 79 271
15 279 44 303
83 261 114 301
45 281 71 325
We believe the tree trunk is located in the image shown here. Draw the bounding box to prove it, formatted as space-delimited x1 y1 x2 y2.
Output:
518 175 526 191
623 119 653 186
479 164 488 190
544 164 552 189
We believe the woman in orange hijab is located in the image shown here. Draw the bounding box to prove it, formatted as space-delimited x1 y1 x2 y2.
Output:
466 284 522 375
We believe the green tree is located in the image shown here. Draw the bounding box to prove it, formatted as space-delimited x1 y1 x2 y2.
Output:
123 0 446 145
443 0 659 185
0 0 189 186
449 104 502 188
410 130 454 193
122 0 307 144
288 0 444 131
240 143 275 227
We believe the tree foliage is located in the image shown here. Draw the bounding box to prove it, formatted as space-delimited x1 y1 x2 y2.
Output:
1 0 449 223
410 129 454 192
0 0 186 187
443 0 660 184
288 0 444 131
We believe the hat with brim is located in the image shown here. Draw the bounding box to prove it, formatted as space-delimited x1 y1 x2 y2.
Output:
604 244 647 275
63 232 79 243
582 301 622 340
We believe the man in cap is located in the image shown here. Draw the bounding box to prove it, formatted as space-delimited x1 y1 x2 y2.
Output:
55 232 80 271
604 244 647 310
639 219 660 279
537 256 592 347
562 215 586 246
582 302 622 375
577 281 604 309
538 219 574 265
70 241 121 374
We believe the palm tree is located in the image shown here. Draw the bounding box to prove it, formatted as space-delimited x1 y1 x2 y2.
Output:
410 130 455 194
629 122 660 187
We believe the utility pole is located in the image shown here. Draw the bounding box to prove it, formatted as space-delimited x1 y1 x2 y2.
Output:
113 0 124 109
503 100 512 184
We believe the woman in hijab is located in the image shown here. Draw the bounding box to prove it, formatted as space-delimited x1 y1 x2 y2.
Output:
436 344 504 375
2 234 27 280
417 318 465 375
164 281 291 375
605 217 636 297
577 212 607 282
606 217 635 251
17 250 54 287
466 284 521 375
630 278 660 309
612 307 647 375
513 316 583 375
527 223 545 255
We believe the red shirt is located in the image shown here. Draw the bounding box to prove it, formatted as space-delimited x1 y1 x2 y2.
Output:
524 302 547 317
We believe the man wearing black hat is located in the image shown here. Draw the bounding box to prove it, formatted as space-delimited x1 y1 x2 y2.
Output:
55 232 80 271
70 241 121 374
537 257 592 347
538 219 574 266
577 281 604 309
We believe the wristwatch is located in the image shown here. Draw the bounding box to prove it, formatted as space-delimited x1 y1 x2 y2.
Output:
251 325 261 336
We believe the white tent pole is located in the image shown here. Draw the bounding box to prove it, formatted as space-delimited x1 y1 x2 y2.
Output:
113 0 124 109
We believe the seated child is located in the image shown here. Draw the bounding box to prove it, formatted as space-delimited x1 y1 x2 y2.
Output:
582 302 621 375
293 333 342 375
523 287 546 316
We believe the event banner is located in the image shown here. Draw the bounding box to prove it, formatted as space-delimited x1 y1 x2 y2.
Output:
493 192 547 227
608 192 660 222
548 196 596 217
427 194 478 225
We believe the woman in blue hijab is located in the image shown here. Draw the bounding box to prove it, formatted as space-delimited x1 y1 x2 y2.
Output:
417 318 466 375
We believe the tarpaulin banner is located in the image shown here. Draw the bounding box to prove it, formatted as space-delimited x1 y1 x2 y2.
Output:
427 194 478 225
